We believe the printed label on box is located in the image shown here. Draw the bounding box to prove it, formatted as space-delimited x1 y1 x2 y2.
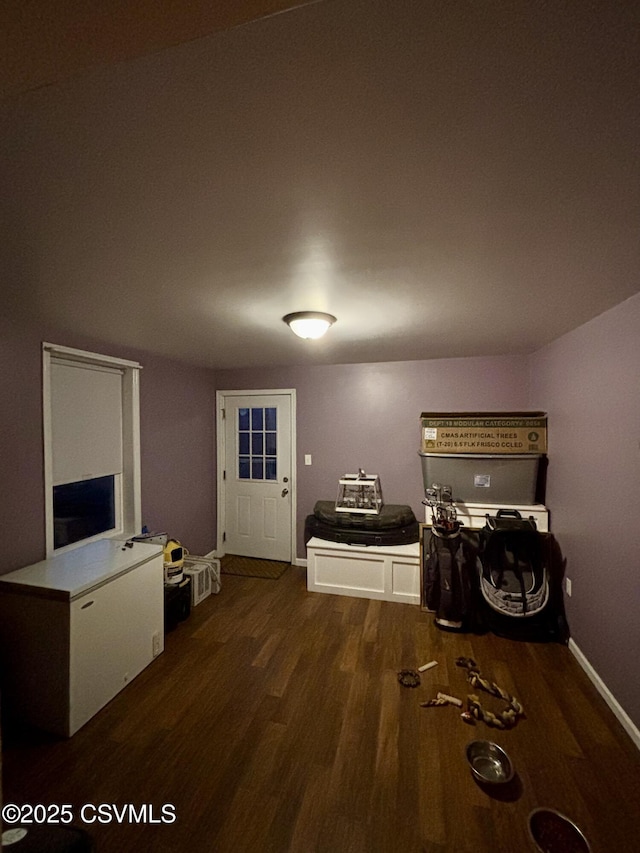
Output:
474 474 491 488
420 425 546 453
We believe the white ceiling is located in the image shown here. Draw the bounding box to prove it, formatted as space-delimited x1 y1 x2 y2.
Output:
2 0 638 370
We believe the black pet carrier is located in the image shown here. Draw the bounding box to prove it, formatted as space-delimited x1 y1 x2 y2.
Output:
479 509 549 617
477 509 563 641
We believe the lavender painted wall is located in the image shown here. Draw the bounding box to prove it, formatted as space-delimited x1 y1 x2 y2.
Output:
216 354 531 558
0 316 216 575
139 352 216 555
530 292 640 729
1 317 46 573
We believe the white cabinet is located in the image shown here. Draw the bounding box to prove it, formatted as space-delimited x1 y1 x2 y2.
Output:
306 537 420 605
0 539 164 737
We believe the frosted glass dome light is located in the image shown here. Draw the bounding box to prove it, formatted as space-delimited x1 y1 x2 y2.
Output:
283 312 337 339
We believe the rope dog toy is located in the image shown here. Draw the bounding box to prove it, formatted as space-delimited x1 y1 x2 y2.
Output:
455 656 525 729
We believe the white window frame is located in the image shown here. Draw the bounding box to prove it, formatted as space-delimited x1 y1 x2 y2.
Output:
42 342 142 557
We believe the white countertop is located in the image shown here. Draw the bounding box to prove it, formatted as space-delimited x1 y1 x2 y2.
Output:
424 501 549 532
306 537 420 556
0 538 163 601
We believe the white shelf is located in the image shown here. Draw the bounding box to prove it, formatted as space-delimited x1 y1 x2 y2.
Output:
425 502 549 532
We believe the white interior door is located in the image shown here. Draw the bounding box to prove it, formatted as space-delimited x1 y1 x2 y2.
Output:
221 392 294 562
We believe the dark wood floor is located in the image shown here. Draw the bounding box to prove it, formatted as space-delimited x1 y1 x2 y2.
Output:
2 566 640 852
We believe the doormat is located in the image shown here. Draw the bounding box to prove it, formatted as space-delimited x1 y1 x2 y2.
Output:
220 554 290 579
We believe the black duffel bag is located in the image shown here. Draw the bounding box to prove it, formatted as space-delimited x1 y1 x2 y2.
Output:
304 501 419 546
312 501 416 529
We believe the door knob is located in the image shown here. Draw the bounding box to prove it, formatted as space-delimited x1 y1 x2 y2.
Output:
281 488 289 497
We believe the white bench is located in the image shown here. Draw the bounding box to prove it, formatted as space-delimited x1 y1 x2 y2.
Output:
306 537 420 605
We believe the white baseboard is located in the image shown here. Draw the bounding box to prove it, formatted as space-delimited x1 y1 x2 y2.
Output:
569 638 640 752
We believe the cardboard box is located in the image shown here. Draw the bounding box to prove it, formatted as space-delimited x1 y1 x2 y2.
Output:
420 412 547 454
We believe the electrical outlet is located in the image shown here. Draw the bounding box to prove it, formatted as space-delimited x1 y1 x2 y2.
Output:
565 577 572 597
152 631 161 657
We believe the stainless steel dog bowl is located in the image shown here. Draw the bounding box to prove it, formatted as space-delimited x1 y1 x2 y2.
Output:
528 808 591 853
465 740 515 784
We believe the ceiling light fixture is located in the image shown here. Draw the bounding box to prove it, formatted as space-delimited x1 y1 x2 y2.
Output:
283 311 337 340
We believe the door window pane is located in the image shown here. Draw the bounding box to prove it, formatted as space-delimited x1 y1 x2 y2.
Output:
237 406 277 481
265 459 277 480
265 432 276 456
251 408 263 430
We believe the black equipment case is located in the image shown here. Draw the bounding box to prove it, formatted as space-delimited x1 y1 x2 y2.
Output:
476 509 569 643
304 501 419 547
164 576 192 632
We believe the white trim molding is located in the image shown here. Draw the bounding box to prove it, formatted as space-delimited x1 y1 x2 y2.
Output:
216 389 297 563
42 342 142 557
43 342 142 371
569 638 640 751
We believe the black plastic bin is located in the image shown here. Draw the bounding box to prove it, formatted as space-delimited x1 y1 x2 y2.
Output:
164 575 191 632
